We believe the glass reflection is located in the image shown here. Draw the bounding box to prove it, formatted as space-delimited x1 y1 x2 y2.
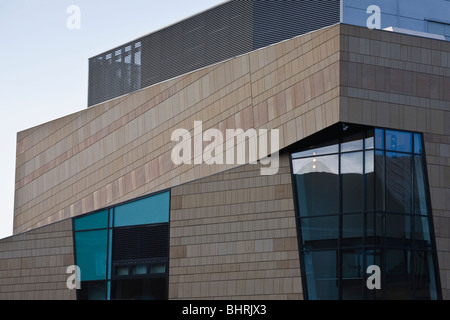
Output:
386 130 412 153
342 152 363 213
386 152 412 214
292 143 339 159
294 154 339 216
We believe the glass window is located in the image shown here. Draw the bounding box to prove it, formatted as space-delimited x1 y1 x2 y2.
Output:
375 151 385 211
375 128 384 150
366 212 383 245
300 216 339 244
341 152 364 213
342 214 363 240
385 130 412 153
365 150 375 211
291 126 439 300
386 152 412 214
365 129 374 149
385 214 411 246
116 266 130 276
411 251 438 300
414 216 432 249
75 230 108 281
294 155 339 217
133 265 148 275
151 263 166 274
342 249 363 300
114 191 170 227
341 132 363 152
74 210 108 231
385 249 411 300
414 133 423 154
77 281 107 300
292 143 338 158
304 250 338 300
414 156 429 215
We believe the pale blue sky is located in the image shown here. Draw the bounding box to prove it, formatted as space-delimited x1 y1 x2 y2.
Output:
0 0 225 239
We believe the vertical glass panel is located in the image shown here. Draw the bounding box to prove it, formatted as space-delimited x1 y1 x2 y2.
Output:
386 152 412 214
74 210 108 231
342 214 363 240
414 216 432 249
304 250 338 300
300 216 339 244
375 151 385 211
413 156 429 215
375 128 384 150
341 131 363 152
385 249 411 300
341 152 364 213
385 130 412 153
411 251 438 300
365 150 375 211
414 133 423 154
75 230 108 281
293 155 339 216
342 249 363 300
385 214 411 246
365 129 374 150
114 191 170 227
366 213 383 245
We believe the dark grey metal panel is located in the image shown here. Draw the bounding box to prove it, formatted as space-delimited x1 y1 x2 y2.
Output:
140 0 253 90
88 0 340 107
253 0 340 50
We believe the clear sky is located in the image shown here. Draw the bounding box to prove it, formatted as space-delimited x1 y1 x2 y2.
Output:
0 0 226 239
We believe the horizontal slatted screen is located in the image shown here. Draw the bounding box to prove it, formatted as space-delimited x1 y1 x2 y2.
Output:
112 224 169 261
253 0 340 49
88 0 340 107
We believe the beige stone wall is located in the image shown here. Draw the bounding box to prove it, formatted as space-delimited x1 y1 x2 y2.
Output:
339 24 450 299
0 219 75 300
169 153 302 299
14 24 341 234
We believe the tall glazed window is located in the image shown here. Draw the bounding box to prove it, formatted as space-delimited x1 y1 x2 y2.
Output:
290 124 441 300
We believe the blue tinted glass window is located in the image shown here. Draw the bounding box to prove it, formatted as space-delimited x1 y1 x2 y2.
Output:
375 129 384 149
114 191 170 227
74 210 108 231
385 130 412 153
414 133 423 154
75 230 108 281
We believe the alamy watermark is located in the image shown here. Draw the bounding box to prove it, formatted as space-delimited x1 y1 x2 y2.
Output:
171 121 280 176
66 265 81 290
66 5 81 30
366 5 381 30
366 265 381 290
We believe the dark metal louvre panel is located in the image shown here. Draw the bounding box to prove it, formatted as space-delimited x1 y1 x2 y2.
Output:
140 0 253 89
112 224 169 261
252 0 341 50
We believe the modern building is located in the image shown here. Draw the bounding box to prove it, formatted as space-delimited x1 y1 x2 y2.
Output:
1 0 449 300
